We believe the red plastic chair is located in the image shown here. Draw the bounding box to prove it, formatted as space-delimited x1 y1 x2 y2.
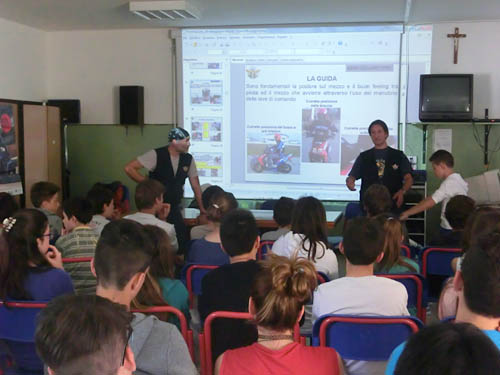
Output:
317 271 330 285
257 240 274 260
400 245 411 258
185 264 219 308
377 273 427 323
131 305 194 360
421 247 461 278
199 311 303 375
313 315 422 360
62 257 93 263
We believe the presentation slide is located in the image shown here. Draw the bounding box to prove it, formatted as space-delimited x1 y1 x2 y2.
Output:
180 25 432 200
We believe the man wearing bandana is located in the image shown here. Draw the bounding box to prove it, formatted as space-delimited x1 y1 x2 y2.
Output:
346 119 413 211
125 128 205 254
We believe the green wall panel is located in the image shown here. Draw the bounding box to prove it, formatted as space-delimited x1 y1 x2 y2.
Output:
66 124 173 210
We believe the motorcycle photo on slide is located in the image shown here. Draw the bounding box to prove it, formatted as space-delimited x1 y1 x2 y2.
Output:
251 147 293 173
308 124 333 163
251 133 293 174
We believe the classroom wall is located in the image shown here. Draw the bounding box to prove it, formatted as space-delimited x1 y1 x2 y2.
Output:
46 28 175 124
0 17 46 101
403 21 500 242
431 21 500 118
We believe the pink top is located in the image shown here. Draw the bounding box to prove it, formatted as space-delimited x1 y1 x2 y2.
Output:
220 342 340 375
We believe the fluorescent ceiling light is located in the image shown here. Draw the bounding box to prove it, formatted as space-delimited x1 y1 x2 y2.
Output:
130 1 200 20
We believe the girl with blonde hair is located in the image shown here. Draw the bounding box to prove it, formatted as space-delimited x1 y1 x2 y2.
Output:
215 255 342 375
375 214 419 274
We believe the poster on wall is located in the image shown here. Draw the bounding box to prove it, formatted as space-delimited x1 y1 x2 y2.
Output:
0 102 23 195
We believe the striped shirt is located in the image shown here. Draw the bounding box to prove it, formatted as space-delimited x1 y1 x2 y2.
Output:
55 227 98 295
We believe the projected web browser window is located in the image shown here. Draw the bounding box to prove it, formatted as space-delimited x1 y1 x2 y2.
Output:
180 25 432 200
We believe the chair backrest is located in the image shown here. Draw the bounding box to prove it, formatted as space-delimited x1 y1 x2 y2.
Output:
0 301 47 342
62 257 93 264
400 245 411 258
183 264 219 308
199 311 303 375
421 247 461 277
312 314 423 361
0 301 48 374
377 273 427 323
131 305 194 360
260 200 277 210
257 240 275 260
317 271 330 285
345 202 363 221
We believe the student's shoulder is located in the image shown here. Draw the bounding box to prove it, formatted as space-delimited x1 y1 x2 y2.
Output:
55 232 77 247
316 277 343 294
132 313 182 341
376 276 408 296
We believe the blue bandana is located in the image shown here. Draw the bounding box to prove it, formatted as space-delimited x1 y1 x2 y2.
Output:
168 127 190 142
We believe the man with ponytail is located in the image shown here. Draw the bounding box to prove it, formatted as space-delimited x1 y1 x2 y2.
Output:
386 229 500 374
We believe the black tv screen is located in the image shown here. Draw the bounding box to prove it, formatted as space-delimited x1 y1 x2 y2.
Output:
419 74 473 122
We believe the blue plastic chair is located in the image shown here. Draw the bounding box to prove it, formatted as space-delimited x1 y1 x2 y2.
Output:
312 314 423 361
257 240 274 260
260 200 277 210
181 264 219 308
345 202 363 221
377 273 428 323
0 301 47 375
421 247 461 278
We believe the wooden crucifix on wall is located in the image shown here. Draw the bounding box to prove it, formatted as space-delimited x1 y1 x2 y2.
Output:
447 27 466 64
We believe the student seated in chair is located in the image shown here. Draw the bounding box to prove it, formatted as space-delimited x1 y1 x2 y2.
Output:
198 208 261 363
430 194 475 248
386 228 500 374
92 219 196 375
30 181 63 242
35 294 136 375
124 179 178 253
261 196 295 241
392 322 500 375
55 197 98 295
87 183 115 236
313 217 409 375
0 209 73 374
215 255 343 375
187 191 237 265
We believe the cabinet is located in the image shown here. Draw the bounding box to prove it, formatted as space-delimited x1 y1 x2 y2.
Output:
23 104 62 207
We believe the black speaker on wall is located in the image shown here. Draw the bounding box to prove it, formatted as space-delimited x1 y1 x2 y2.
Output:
47 99 81 124
120 86 144 125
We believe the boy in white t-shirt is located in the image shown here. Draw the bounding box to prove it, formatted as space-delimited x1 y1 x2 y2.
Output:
400 149 468 231
312 217 408 375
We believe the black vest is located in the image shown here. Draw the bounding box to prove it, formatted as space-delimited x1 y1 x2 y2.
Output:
359 147 406 203
149 147 193 207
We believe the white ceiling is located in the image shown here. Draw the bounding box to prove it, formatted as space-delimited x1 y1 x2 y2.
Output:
0 0 499 31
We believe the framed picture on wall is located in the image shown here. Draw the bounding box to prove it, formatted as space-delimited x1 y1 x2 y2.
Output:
0 101 23 195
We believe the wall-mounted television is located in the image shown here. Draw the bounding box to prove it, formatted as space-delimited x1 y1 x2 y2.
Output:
419 74 473 122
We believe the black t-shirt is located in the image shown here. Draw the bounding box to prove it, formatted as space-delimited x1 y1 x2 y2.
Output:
198 260 261 362
349 147 411 180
